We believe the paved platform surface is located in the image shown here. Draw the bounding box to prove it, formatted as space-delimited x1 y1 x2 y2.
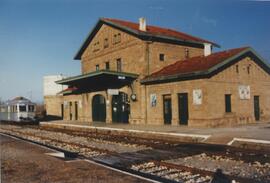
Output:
40 120 270 145
0 134 150 183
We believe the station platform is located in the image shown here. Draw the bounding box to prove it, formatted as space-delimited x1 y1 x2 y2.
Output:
40 120 270 150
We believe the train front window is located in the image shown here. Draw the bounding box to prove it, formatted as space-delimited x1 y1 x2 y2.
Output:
28 105 34 112
19 105 26 112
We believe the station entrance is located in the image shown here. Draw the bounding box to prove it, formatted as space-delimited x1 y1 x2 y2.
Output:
112 92 129 123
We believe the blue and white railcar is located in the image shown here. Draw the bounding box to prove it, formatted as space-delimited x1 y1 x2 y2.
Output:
0 97 36 122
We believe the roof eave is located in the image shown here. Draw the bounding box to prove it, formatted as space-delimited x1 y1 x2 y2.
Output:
104 19 220 47
74 18 220 60
141 71 207 85
55 70 139 85
206 47 270 75
141 47 270 85
74 19 103 60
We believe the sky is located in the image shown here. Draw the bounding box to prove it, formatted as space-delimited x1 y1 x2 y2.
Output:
0 0 270 103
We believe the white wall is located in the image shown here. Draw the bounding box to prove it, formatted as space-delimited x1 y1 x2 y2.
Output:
43 75 67 96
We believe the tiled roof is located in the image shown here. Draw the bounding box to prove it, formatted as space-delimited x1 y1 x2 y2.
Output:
102 18 216 46
57 86 78 95
143 47 249 83
74 18 219 60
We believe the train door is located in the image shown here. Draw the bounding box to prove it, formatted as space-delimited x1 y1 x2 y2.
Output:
112 92 129 123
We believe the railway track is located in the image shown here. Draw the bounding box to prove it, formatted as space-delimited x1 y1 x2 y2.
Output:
0 123 269 183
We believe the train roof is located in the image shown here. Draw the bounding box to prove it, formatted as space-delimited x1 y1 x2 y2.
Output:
5 96 36 106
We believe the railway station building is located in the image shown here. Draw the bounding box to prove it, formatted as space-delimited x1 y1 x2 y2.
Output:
47 18 270 127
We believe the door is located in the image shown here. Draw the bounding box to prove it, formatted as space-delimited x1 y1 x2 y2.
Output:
163 95 172 124
112 92 129 123
74 102 78 120
92 95 106 122
178 93 189 125
254 96 260 121
61 104 64 119
69 102 72 120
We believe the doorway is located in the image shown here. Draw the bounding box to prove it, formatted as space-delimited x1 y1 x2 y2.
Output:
178 93 189 125
74 102 78 120
92 95 106 122
112 92 129 123
69 102 72 120
61 104 64 119
163 95 172 124
254 96 260 121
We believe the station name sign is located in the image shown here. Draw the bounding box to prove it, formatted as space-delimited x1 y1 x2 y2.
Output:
108 89 119 95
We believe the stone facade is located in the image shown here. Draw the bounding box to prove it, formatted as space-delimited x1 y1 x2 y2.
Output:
43 75 67 118
62 95 83 121
72 23 206 125
44 95 63 118
56 18 270 127
145 57 270 127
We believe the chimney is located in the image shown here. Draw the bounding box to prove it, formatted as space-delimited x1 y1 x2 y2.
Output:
204 43 212 56
139 17 146 31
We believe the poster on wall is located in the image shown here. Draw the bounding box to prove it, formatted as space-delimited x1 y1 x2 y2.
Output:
193 89 202 105
238 85 250 100
150 94 157 107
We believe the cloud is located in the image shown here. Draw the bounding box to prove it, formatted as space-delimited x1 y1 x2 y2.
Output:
201 16 217 27
149 6 164 10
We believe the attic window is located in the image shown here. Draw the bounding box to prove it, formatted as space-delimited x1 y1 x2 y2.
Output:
159 54 165 61
104 38 109 48
113 34 117 44
93 41 100 52
113 33 121 44
236 65 239 74
185 48 189 59
117 33 121 43
247 65 251 74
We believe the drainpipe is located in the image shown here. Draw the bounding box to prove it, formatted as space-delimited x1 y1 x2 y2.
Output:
146 42 150 76
144 40 152 124
145 38 153 76
144 85 148 124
